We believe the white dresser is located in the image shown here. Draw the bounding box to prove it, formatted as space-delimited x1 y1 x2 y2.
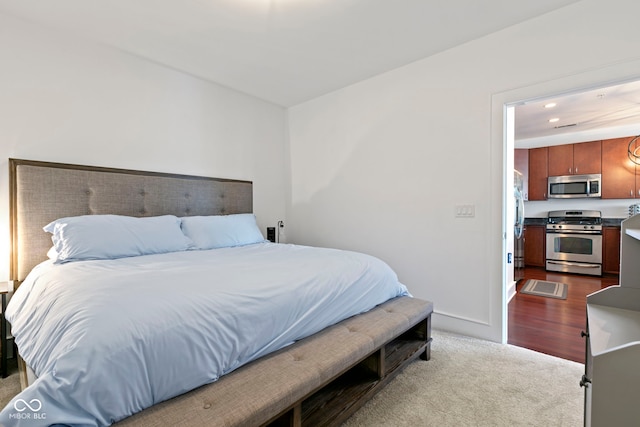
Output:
583 214 640 426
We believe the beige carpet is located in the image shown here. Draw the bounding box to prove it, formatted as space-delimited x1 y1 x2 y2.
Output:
0 331 584 426
343 330 583 426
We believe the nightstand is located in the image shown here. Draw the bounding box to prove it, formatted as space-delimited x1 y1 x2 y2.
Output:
1 281 11 378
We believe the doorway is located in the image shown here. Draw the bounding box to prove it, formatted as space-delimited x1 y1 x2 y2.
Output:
496 64 640 346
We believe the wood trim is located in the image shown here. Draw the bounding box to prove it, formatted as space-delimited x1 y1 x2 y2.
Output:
9 158 252 184
9 160 18 285
17 356 28 391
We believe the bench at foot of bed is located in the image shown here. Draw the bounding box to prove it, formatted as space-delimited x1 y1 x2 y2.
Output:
115 296 433 427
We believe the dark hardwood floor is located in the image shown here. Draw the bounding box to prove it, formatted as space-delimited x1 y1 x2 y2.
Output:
508 267 619 364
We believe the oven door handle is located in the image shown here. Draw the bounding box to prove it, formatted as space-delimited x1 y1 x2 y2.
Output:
545 230 602 235
547 260 601 268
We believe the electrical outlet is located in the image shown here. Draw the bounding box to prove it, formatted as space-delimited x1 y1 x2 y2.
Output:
455 204 475 218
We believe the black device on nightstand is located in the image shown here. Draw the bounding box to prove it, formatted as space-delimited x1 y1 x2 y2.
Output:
267 227 276 243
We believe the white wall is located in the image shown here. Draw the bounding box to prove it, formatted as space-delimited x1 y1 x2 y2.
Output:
0 14 288 281
287 0 640 341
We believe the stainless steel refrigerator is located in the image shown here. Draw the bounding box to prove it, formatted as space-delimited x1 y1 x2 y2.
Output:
514 170 525 282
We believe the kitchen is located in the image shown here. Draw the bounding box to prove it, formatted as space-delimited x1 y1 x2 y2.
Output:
514 80 640 277
508 79 640 362
515 137 637 277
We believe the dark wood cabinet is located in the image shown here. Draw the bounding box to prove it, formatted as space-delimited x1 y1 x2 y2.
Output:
548 140 601 176
528 147 548 200
1 283 10 378
601 136 637 199
574 140 602 175
524 137 640 200
514 149 529 200
602 226 621 275
524 225 546 267
548 144 574 176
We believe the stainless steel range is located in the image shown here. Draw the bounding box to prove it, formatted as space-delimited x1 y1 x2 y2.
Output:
546 210 602 276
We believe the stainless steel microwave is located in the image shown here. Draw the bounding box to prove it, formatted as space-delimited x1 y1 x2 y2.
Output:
548 174 601 199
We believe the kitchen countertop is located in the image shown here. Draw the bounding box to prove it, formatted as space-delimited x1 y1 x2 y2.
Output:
524 218 625 227
524 218 547 226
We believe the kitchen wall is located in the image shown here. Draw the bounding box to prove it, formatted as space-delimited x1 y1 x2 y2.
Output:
287 0 640 341
0 13 289 281
525 199 637 219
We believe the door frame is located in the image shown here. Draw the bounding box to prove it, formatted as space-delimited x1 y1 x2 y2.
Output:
492 59 640 343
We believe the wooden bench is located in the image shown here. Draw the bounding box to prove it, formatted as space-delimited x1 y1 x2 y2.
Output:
115 296 433 426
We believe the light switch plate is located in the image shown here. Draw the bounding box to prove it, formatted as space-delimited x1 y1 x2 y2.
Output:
455 204 475 218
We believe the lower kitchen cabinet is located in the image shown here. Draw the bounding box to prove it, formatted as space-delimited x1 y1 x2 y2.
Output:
602 226 621 275
523 225 545 267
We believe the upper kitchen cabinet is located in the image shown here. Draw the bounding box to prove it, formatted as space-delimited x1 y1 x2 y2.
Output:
528 147 548 200
548 144 573 176
602 136 636 199
573 140 602 174
548 140 601 176
514 149 529 200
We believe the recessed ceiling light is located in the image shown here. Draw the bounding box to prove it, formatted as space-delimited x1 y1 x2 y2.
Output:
549 118 560 123
544 102 557 108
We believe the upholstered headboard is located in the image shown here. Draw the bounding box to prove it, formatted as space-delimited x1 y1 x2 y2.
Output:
9 159 253 284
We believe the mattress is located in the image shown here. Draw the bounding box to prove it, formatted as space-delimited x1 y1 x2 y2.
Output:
0 242 409 426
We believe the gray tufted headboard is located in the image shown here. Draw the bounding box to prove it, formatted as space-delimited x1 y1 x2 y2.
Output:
9 158 253 284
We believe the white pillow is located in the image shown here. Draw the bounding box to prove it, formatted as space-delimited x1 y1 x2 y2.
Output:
180 214 265 250
44 214 194 263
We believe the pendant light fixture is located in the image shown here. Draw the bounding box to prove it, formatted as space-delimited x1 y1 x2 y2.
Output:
628 135 640 165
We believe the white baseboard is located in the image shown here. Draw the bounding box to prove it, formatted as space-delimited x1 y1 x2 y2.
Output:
507 280 517 303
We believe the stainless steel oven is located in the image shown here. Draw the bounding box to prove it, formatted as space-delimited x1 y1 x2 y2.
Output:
546 210 602 276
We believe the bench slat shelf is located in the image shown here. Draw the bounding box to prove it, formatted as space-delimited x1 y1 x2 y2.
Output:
268 315 432 427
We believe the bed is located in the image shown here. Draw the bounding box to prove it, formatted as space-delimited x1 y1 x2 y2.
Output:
1 158 433 426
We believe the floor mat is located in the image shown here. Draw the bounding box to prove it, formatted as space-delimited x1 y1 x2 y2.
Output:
520 279 567 299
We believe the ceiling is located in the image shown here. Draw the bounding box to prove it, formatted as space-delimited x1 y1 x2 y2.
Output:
515 79 640 146
0 0 578 107
4 0 637 143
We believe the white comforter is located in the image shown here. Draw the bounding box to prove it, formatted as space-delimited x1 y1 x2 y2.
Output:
0 243 409 426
